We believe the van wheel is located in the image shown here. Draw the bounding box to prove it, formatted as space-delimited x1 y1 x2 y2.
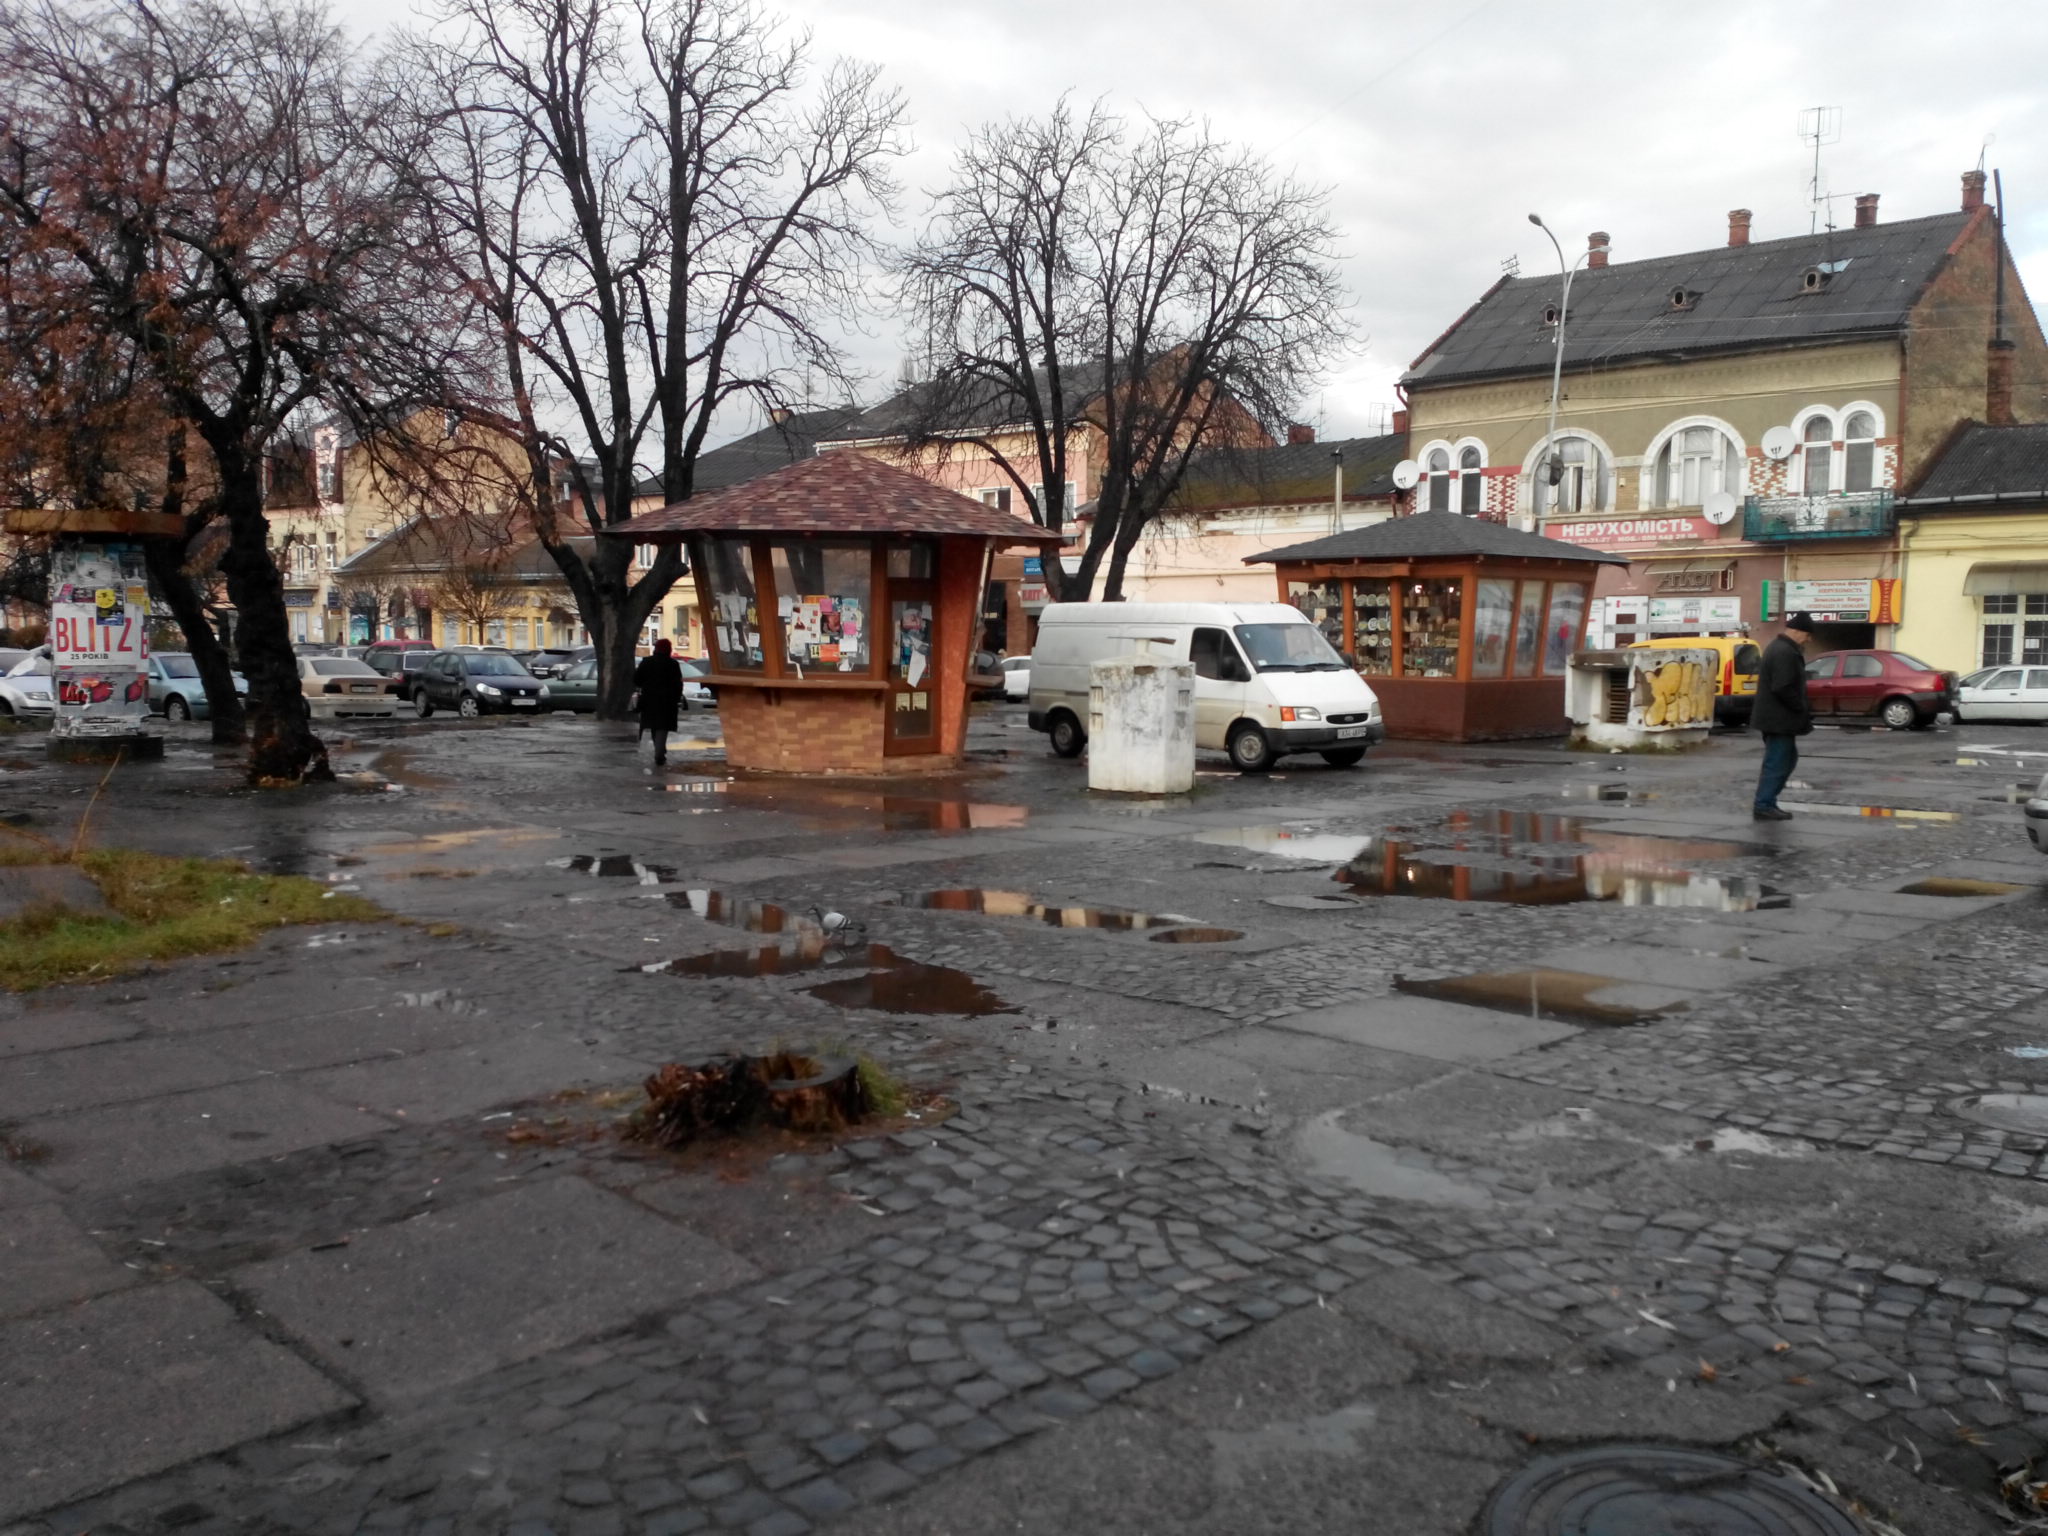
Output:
415 693 435 719
1228 723 1275 771
1048 711 1086 758
1319 747 1366 768
1880 696 1919 730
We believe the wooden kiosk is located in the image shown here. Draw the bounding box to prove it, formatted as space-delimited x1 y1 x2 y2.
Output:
611 453 1062 774
1250 512 1626 742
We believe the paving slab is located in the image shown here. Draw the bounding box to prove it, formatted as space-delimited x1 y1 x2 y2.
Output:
0 1202 138 1319
0 1161 55 1208
22 1076 390 1194
0 1036 257 1120
201 998 513 1073
295 1033 646 1123
0 1005 145 1057
1264 994 1580 1062
235 1175 760 1404
1532 945 1790 993
1803 887 2016 921
0 1281 354 1523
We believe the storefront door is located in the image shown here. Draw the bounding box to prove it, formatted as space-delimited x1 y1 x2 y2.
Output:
885 541 939 755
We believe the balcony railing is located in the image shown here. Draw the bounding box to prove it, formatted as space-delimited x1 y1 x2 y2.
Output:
1742 490 1895 541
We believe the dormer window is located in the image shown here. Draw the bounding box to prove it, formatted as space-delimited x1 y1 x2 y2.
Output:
1541 303 1560 326
1799 266 1830 293
1668 287 1696 311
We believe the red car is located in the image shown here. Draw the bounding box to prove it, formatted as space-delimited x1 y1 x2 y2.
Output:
1803 649 1957 730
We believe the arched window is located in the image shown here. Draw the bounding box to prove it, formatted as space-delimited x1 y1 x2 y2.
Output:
1534 435 1611 516
1800 415 1834 494
1457 445 1484 514
1843 410 1877 493
1652 425 1743 508
1425 447 1452 512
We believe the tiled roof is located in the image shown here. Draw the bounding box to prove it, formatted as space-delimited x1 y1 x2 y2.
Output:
613 451 1066 543
1901 422 2048 505
820 365 1098 442
631 406 866 499
1169 433 1408 511
1405 211 1978 388
1247 510 1628 565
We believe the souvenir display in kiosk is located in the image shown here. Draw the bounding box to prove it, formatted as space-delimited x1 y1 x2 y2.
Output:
1401 578 1462 677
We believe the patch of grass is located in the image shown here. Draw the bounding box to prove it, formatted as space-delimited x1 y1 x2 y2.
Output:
855 1054 908 1118
0 848 383 991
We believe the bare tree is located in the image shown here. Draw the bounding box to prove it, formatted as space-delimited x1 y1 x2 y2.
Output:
0 0 459 780
904 101 1350 600
392 0 905 715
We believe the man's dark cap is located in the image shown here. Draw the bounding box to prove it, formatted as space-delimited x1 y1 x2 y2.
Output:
1783 612 1816 632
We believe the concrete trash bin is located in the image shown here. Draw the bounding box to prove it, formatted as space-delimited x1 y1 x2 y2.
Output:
1088 658 1195 793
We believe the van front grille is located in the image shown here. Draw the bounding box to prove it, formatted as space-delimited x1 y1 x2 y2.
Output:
1326 712 1369 725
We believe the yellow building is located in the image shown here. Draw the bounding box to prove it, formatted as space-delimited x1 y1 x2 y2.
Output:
1897 423 2048 674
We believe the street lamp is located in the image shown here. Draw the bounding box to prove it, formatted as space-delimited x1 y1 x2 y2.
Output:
1527 213 1593 532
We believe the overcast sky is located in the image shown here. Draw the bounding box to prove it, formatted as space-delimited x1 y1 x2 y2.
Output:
357 0 2048 447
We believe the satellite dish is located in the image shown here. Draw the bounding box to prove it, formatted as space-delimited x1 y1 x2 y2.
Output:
1760 426 1796 461
1390 459 1420 490
1702 491 1738 526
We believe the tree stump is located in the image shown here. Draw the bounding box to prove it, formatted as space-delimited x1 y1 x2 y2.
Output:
629 1052 871 1148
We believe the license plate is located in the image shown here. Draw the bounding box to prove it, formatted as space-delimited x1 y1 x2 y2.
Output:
512 697 537 706
350 684 376 693
1337 726 1368 739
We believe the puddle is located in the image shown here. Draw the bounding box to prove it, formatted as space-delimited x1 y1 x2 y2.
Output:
1983 783 2042 804
1263 895 1357 911
647 938 1013 1015
1190 826 1374 864
1778 802 1959 821
1395 968 1685 1027
1148 927 1244 944
663 888 806 932
900 889 1183 931
551 854 679 883
1323 810 1779 909
361 827 558 860
1950 1093 2048 1134
1897 877 2030 897
1296 1111 1492 1206
368 749 454 790
653 778 1030 832
1558 784 1658 803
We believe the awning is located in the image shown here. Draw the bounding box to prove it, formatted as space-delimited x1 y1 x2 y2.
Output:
1963 563 2048 596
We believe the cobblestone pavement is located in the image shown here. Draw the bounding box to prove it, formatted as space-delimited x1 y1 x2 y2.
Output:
4 709 2048 1534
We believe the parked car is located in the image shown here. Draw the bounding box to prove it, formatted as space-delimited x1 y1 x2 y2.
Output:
2028 768 2048 853
1802 649 1957 730
680 658 715 710
546 656 600 712
148 652 248 721
1955 666 2048 723
299 657 399 718
0 648 53 716
360 638 438 675
1630 635 1759 727
0 647 30 676
1029 602 1383 769
413 649 550 717
1000 655 1031 701
521 647 580 679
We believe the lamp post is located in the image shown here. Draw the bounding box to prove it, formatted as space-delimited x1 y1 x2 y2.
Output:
1527 214 1592 532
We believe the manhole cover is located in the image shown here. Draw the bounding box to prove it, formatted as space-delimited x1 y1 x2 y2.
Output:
1483 1444 1860 1536
1951 1093 2048 1133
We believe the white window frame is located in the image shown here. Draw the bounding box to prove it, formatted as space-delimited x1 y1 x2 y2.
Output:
1526 428 1616 517
1417 440 1455 513
1453 438 1487 516
978 486 1014 513
1839 401 1886 494
1028 482 1078 516
1642 417 1747 509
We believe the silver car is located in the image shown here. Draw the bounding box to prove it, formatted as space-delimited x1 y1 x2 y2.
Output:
148 653 248 721
0 648 53 716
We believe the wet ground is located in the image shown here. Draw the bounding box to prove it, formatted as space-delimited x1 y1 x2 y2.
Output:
2 704 2047 1535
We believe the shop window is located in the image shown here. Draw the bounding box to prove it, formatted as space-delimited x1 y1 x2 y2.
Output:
1843 410 1877 493
1470 579 1514 678
1533 437 1610 516
512 620 529 648
1401 578 1461 677
1285 579 1343 653
769 540 872 673
1458 446 1484 515
1652 426 1743 508
702 535 763 670
1512 582 1546 675
1350 578 1394 673
485 620 507 648
1541 582 1586 674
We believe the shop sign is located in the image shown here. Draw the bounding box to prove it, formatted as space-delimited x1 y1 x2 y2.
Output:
1768 578 1902 623
1654 569 1721 593
1018 582 1050 610
1648 596 1741 631
285 589 316 607
1546 515 1712 549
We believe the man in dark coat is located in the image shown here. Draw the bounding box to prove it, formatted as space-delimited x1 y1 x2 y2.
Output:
1750 612 1814 820
633 637 684 766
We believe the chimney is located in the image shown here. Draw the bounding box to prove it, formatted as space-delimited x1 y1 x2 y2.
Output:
1854 193 1879 228
1391 408 1410 436
1287 423 1315 445
1988 339 2018 426
1963 169 1987 212
768 405 792 425
1587 231 1610 269
1727 209 1751 248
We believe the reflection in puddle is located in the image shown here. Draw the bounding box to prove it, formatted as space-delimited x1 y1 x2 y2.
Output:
652 778 1029 832
1296 1111 1492 1207
369 749 455 789
1326 811 1778 909
1558 784 1658 803
550 854 679 883
901 889 1183 930
1984 783 2041 804
1190 826 1374 863
1779 802 1959 821
663 889 803 931
1148 927 1244 944
1897 877 2030 897
1396 968 1684 1027
646 938 1012 1014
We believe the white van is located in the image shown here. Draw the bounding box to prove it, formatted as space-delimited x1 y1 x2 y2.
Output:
1026 602 1383 771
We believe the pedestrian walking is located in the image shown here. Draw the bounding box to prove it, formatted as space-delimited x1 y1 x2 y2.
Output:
633 637 684 766
1751 612 1815 820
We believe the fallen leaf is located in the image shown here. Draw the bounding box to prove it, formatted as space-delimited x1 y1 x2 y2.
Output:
1697 1360 1718 1383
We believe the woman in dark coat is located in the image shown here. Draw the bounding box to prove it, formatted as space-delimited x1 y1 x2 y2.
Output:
633 638 684 765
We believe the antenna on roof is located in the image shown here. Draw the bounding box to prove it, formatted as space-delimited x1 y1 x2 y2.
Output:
1798 106 1842 235
1500 254 1520 277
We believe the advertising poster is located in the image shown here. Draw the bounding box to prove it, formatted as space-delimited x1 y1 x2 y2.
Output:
48 541 150 736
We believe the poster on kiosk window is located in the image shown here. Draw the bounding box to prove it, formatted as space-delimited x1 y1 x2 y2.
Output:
48 541 151 736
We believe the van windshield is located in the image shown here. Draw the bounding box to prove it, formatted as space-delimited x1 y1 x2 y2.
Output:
1233 623 1348 672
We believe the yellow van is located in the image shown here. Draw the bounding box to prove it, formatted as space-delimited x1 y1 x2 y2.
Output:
1629 635 1760 727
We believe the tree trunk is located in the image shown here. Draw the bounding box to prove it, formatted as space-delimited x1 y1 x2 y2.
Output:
143 538 245 743
213 460 329 783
